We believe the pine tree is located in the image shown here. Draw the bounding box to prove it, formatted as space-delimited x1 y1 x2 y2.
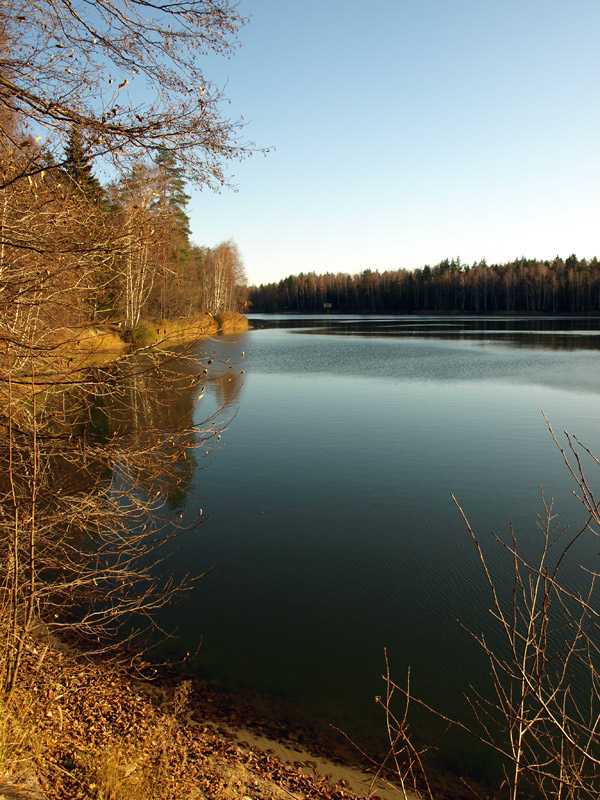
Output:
153 147 191 236
151 149 193 317
64 126 104 202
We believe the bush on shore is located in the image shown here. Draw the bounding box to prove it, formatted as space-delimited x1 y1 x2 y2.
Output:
214 312 249 334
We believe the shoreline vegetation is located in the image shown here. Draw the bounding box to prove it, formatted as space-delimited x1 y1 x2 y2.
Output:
3 631 465 800
50 312 250 365
129 311 250 348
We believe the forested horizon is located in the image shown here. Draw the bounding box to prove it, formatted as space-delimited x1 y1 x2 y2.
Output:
249 255 600 314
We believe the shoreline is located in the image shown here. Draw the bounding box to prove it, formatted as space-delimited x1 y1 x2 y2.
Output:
140 670 481 800
141 677 415 800
4 632 485 800
3 633 409 800
50 312 250 365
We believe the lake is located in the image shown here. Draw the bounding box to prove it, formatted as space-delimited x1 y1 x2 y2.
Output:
150 314 600 783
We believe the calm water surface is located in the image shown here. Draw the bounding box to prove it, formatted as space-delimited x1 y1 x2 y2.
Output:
153 315 600 779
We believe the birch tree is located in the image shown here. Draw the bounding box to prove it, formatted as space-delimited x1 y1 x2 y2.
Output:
200 239 245 313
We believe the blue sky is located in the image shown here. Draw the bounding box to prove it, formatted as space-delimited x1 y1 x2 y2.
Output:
187 0 600 286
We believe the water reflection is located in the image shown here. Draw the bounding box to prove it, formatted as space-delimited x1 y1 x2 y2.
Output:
248 314 600 350
142 319 600 789
85 344 246 512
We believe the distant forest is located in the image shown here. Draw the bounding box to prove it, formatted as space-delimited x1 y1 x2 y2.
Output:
248 256 600 314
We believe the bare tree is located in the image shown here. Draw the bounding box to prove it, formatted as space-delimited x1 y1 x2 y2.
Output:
0 0 256 187
110 163 164 332
0 165 239 695
200 239 245 313
377 415 600 799
0 0 252 695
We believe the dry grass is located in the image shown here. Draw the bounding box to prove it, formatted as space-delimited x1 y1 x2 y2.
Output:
133 314 220 347
53 326 127 353
27 313 242 365
214 312 249 334
0 691 39 786
0 638 195 800
80 683 190 800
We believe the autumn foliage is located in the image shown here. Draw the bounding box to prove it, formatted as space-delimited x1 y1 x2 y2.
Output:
0 0 250 699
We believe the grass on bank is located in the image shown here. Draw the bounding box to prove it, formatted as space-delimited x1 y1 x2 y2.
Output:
40 311 249 369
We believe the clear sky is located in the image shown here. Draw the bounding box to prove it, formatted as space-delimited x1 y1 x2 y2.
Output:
187 0 600 286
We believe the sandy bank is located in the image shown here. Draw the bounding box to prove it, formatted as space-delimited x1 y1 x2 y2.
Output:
140 679 418 800
1 636 420 800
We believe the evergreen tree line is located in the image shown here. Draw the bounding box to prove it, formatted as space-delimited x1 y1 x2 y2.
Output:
249 255 600 314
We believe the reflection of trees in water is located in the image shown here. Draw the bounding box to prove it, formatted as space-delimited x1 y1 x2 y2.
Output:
0 342 244 692
255 316 600 351
86 351 241 511
210 367 244 406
